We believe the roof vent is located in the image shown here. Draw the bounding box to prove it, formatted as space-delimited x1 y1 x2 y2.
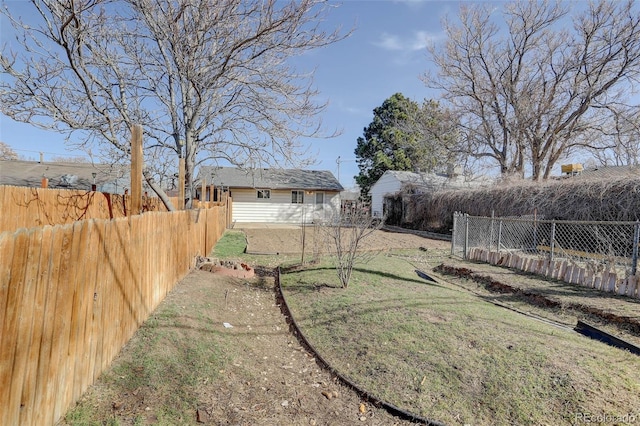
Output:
59 174 78 187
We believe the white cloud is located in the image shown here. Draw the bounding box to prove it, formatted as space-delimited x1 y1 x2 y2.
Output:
375 32 404 51
393 0 428 9
410 31 432 50
374 30 439 52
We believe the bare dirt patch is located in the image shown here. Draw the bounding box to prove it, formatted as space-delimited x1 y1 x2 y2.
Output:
241 226 450 255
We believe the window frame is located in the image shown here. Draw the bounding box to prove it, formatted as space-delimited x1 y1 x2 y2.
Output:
291 190 305 204
256 189 271 199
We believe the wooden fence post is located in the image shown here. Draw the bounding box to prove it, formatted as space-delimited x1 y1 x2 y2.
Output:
201 175 206 202
178 158 185 210
130 125 143 216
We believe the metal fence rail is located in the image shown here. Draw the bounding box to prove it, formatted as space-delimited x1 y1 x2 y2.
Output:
452 212 640 280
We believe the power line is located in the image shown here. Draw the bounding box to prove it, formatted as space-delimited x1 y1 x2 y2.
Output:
12 147 90 158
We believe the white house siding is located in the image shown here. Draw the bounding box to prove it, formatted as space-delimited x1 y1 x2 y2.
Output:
230 188 340 223
369 173 402 218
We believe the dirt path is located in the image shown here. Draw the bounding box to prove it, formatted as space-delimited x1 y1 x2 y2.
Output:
241 226 450 255
179 270 412 425
67 269 417 425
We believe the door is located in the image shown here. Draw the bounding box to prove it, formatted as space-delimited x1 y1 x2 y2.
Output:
315 192 325 221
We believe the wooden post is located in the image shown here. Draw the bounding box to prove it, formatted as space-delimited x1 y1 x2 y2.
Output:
178 158 185 210
201 175 206 203
130 125 143 216
627 276 638 297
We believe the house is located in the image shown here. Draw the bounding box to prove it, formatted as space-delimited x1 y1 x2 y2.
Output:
369 168 491 218
562 163 640 180
0 159 130 193
197 166 344 224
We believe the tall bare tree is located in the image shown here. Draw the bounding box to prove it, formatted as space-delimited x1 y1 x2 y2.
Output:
1 0 347 207
425 0 640 180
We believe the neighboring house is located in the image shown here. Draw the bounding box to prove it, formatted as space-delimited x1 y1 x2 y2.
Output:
0 159 130 194
197 166 344 223
369 169 491 218
564 164 640 180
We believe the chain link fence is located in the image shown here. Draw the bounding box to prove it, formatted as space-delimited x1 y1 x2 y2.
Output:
452 212 640 280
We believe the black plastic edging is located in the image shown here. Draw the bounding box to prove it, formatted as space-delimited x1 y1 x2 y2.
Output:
275 267 446 426
420 266 640 356
575 320 640 356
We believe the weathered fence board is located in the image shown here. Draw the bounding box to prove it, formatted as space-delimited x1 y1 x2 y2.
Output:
0 185 184 234
1 202 229 426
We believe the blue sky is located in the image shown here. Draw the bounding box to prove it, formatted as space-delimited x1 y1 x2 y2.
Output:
1 0 462 189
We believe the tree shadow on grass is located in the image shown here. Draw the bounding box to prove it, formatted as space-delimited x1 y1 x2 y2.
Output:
281 265 448 288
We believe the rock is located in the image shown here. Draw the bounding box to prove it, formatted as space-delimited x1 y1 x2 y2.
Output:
196 408 209 423
321 390 333 400
281 400 289 407
200 263 215 272
359 403 366 413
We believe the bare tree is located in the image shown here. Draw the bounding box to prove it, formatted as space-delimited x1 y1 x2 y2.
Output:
587 104 640 166
1 0 347 207
425 0 640 180
0 142 18 160
320 210 384 288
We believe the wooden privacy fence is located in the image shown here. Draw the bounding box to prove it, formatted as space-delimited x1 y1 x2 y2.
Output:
0 206 228 426
0 185 184 234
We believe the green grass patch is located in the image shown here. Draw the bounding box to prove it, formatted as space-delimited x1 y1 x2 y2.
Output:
280 251 640 425
212 230 247 257
65 302 229 426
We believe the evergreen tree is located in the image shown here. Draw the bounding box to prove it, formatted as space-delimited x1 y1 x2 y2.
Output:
354 93 456 200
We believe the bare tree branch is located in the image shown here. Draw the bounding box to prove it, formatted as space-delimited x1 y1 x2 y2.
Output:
425 0 640 180
1 0 349 205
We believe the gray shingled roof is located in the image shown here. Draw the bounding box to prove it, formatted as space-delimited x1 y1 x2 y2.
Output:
0 159 130 193
198 166 343 191
377 170 492 193
574 165 640 180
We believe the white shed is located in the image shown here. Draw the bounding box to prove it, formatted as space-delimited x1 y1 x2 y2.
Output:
368 171 426 218
369 169 491 218
197 167 344 224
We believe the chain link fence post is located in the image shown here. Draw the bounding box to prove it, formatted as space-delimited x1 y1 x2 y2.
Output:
632 222 639 276
549 221 556 263
464 213 469 260
497 219 503 253
451 212 458 256
490 210 495 251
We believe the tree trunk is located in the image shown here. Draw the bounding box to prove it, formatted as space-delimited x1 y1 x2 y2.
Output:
143 168 175 211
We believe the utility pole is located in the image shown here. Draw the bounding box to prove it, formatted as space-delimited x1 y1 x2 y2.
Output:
336 156 356 186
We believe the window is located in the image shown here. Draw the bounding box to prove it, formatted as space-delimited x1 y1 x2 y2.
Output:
257 189 270 199
291 190 304 204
